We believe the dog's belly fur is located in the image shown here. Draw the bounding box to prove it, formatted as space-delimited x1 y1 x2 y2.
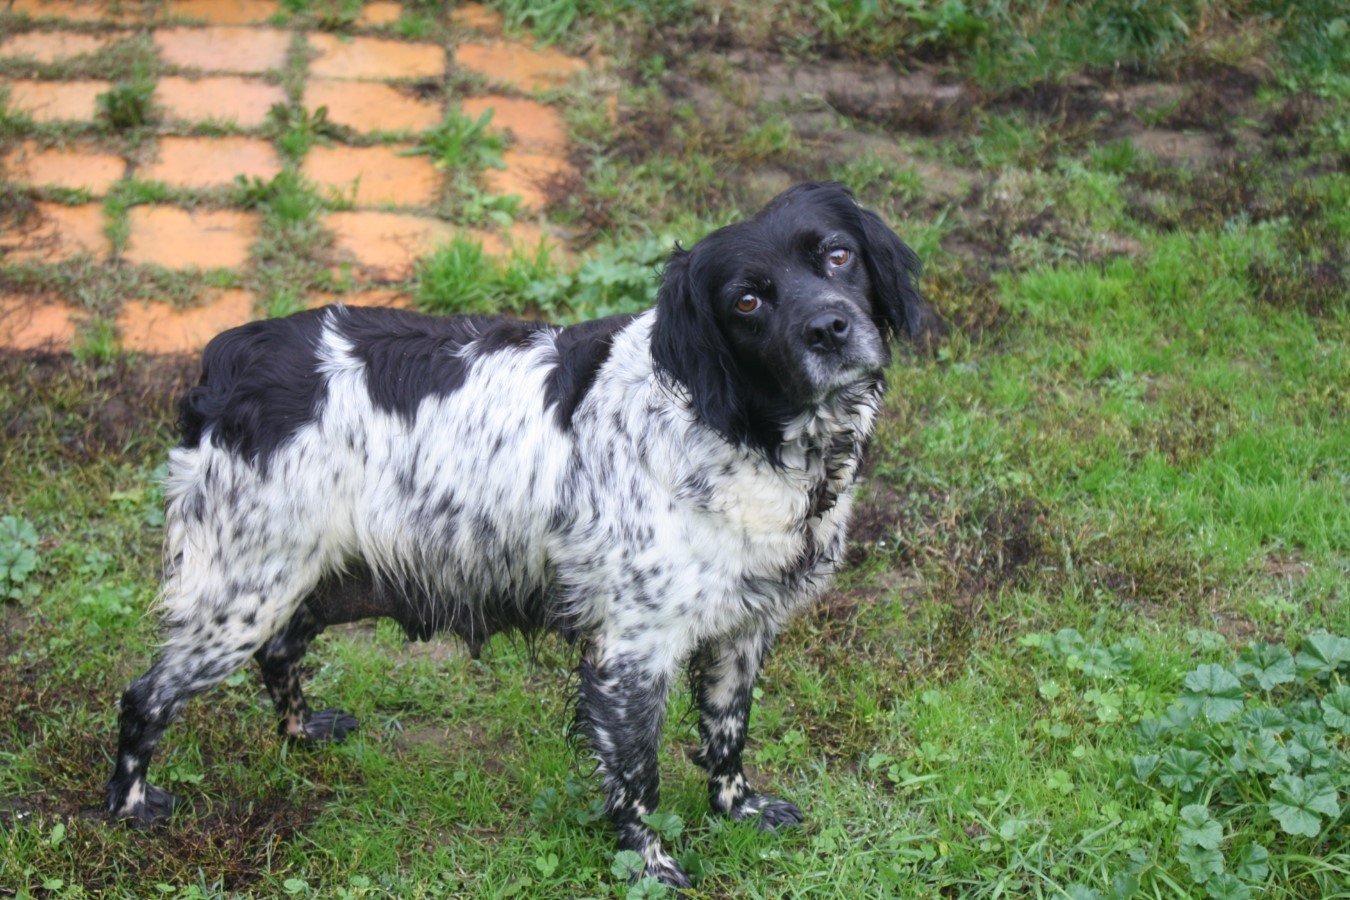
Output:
158 308 867 661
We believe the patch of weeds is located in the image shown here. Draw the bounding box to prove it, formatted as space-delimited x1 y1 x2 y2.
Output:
1088 139 1140 175
831 153 927 207
73 317 121 365
543 235 672 321
412 108 506 175
1260 0 1350 93
487 0 690 45
456 184 522 229
97 81 156 132
311 0 363 29
1128 630 1349 896
415 236 555 316
266 103 345 162
393 14 431 38
0 515 41 603
0 85 34 139
243 170 330 308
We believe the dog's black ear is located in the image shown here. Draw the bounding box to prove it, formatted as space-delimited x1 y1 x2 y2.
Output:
857 207 927 341
650 247 748 446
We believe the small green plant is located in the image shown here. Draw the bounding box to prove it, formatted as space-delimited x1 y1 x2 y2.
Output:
97 81 155 130
412 108 506 176
267 103 344 160
0 515 40 602
233 170 320 224
1129 631 1348 896
72 317 121 365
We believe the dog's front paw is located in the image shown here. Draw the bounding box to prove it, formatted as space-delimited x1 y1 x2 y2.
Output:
110 783 180 826
731 794 804 831
300 708 359 743
643 850 692 889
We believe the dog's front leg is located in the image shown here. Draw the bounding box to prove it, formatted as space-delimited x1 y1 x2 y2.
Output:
575 648 689 888
690 627 804 829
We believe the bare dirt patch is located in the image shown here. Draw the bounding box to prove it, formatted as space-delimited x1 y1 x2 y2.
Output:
0 350 196 462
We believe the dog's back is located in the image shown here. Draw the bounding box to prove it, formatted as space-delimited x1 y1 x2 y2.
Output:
161 305 635 646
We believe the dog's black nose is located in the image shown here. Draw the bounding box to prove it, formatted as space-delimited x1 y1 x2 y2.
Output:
804 311 851 352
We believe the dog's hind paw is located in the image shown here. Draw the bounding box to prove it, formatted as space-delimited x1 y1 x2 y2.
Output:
732 794 804 831
301 708 359 743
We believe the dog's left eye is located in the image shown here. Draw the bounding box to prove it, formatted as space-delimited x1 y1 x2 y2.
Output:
827 248 852 268
735 294 763 314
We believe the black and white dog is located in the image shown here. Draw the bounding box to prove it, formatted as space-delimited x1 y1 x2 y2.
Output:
107 182 925 887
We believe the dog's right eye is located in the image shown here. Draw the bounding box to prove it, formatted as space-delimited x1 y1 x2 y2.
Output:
734 295 763 314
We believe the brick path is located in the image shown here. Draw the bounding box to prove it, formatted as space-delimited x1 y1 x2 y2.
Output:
0 0 597 353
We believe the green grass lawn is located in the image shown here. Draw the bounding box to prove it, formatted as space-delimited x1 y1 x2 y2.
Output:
2 1 1347 897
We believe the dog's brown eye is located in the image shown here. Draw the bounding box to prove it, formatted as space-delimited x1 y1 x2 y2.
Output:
827 248 851 268
735 294 763 314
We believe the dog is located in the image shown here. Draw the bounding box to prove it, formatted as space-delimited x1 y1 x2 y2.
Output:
106 181 926 887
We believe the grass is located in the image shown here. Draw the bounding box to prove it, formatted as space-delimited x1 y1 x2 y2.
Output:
2 0 1348 897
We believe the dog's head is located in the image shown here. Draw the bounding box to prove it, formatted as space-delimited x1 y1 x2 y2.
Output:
651 181 927 456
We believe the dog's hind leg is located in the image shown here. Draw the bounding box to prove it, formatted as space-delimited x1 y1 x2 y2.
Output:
107 575 319 824
690 627 804 830
254 604 357 742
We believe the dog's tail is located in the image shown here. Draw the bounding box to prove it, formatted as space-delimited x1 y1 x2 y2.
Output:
176 308 330 456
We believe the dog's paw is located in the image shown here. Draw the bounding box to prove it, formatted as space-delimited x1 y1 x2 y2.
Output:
644 850 692 889
300 708 359 743
731 794 804 831
111 783 180 826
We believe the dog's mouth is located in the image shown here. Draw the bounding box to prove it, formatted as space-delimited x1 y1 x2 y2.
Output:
795 356 883 406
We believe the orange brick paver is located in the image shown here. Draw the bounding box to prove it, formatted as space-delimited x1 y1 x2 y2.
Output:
308 33 444 80
308 288 411 309
123 206 259 270
0 31 115 63
3 141 124 195
118 290 254 353
155 75 285 127
327 211 497 281
303 144 440 207
487 149 568 211
357 1 402 26
0 202 109 263
454 40 587 92
142 136 281 189
450 3 504 34
153 26 290 74
0 297 81 350
461 96 567 151
7 0 123 22
2 79 108 123
304 80 441 134
163 0 281 24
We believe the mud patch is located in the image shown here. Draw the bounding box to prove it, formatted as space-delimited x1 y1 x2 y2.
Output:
1160 66 1262 131
742 54 970 134
0 351 196 463
1130 129 1226 166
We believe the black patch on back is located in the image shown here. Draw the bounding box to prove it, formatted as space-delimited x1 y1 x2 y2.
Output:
179 308 329 466
544 313 636 429
336 306 548 422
